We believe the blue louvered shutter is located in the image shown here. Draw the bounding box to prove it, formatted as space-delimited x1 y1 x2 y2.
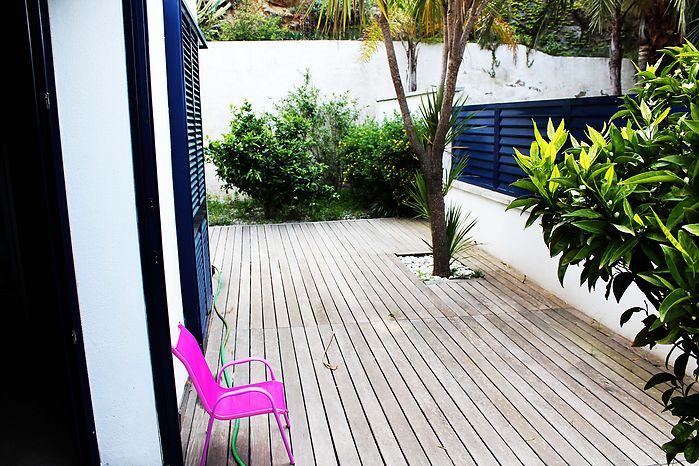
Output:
163 0 213 344
181 12 211 339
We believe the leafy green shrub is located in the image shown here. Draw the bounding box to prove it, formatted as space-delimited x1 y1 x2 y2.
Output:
494 0 608 57
207 101 331 218
508 42 699 463
276 73 359 188
207 2 300 42
340 114 420 216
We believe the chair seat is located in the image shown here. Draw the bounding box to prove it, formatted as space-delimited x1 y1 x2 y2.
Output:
212 380 288 420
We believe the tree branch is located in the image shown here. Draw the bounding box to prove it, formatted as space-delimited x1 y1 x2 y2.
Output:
440 0 449 85
433 0 486 157
377 11 428 161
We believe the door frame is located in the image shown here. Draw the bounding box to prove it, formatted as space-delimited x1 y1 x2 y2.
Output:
122 0 185 463
10 0 100 463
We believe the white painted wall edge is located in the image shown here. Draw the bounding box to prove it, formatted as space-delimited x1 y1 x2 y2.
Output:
447 181 673 366
147 0 189 406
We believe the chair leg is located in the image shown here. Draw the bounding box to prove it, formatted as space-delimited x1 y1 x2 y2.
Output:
201 415 215 466
273 410 295 464
283 412 291 429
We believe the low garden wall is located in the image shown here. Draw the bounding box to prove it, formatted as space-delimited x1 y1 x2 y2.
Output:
201 41 635 140
446 183 658 354
201 41 634 196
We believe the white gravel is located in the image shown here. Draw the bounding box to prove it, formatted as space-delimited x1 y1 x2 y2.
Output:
398 254 481 283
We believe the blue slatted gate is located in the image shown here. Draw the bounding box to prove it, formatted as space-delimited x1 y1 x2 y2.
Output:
164 1 212 344
453 96 623 196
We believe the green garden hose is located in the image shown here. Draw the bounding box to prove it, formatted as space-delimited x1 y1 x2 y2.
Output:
212 265 246 466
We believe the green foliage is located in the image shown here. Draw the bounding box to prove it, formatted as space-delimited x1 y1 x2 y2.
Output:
340 114 421 216
207 190 369 224
207 101 332 218
207 195 239 226
197 0 232 39
494 0 608 56
508 42 699 462
206 3 300 41
275 72 359 189
292 0 365 40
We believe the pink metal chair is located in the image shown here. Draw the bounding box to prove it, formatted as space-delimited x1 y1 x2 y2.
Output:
172 324 294 465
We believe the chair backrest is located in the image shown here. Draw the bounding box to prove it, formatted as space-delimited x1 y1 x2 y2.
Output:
171 324 221 413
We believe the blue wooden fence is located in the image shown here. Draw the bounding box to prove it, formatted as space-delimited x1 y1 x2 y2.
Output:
452 96 623 196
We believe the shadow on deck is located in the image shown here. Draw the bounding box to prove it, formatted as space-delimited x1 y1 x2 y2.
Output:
179 218 671 466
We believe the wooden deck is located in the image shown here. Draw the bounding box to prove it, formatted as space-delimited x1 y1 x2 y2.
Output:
179 218 674 466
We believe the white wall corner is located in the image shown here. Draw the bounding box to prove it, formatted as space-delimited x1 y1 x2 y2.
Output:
448 182 673 366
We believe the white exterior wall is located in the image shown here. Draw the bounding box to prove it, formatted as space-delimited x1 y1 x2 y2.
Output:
200 41 635 141
147 0 189 404
201 41 634 196
447 183 671 363
48 0 162 464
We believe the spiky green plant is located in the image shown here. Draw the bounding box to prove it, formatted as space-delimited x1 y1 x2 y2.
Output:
197 0 231 38
407 155 476 265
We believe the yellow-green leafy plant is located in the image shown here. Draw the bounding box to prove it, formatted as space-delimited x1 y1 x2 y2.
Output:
508 42 699 462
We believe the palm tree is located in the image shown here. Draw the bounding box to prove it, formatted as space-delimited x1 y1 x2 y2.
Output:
313 0 490 276
360 0 440 92
582 0 637 95
636 0 687 70
580 0 697 91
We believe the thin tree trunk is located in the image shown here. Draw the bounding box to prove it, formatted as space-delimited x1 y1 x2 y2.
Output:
378 11 451 276
638 41 651 72
425 153 450 276
440 0 449 85
407 39 418 92
376 12 425 159
609 9 622 95
377 0 487 277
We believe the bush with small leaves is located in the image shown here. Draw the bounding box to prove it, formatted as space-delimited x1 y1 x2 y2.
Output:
207 101 332 218
340 114 420 216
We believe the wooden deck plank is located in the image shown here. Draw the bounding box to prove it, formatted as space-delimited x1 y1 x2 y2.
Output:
471 314 649 465
532 310 669 408
207 226 235 466
504 310 673 439
277 224 319 328
452 317 599 465
277 327 316 466
264 328 289 466
249 328 271 466
413 319 562 465
516 310 674 427
179 219 675 466
289 325 339 466
492 312 666 461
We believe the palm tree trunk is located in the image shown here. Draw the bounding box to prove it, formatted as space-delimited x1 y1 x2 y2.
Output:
609 9 622 95
440 0 449 85
376 13 425 159
407 39 418 92
638 0 681 70
377 11 451 276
